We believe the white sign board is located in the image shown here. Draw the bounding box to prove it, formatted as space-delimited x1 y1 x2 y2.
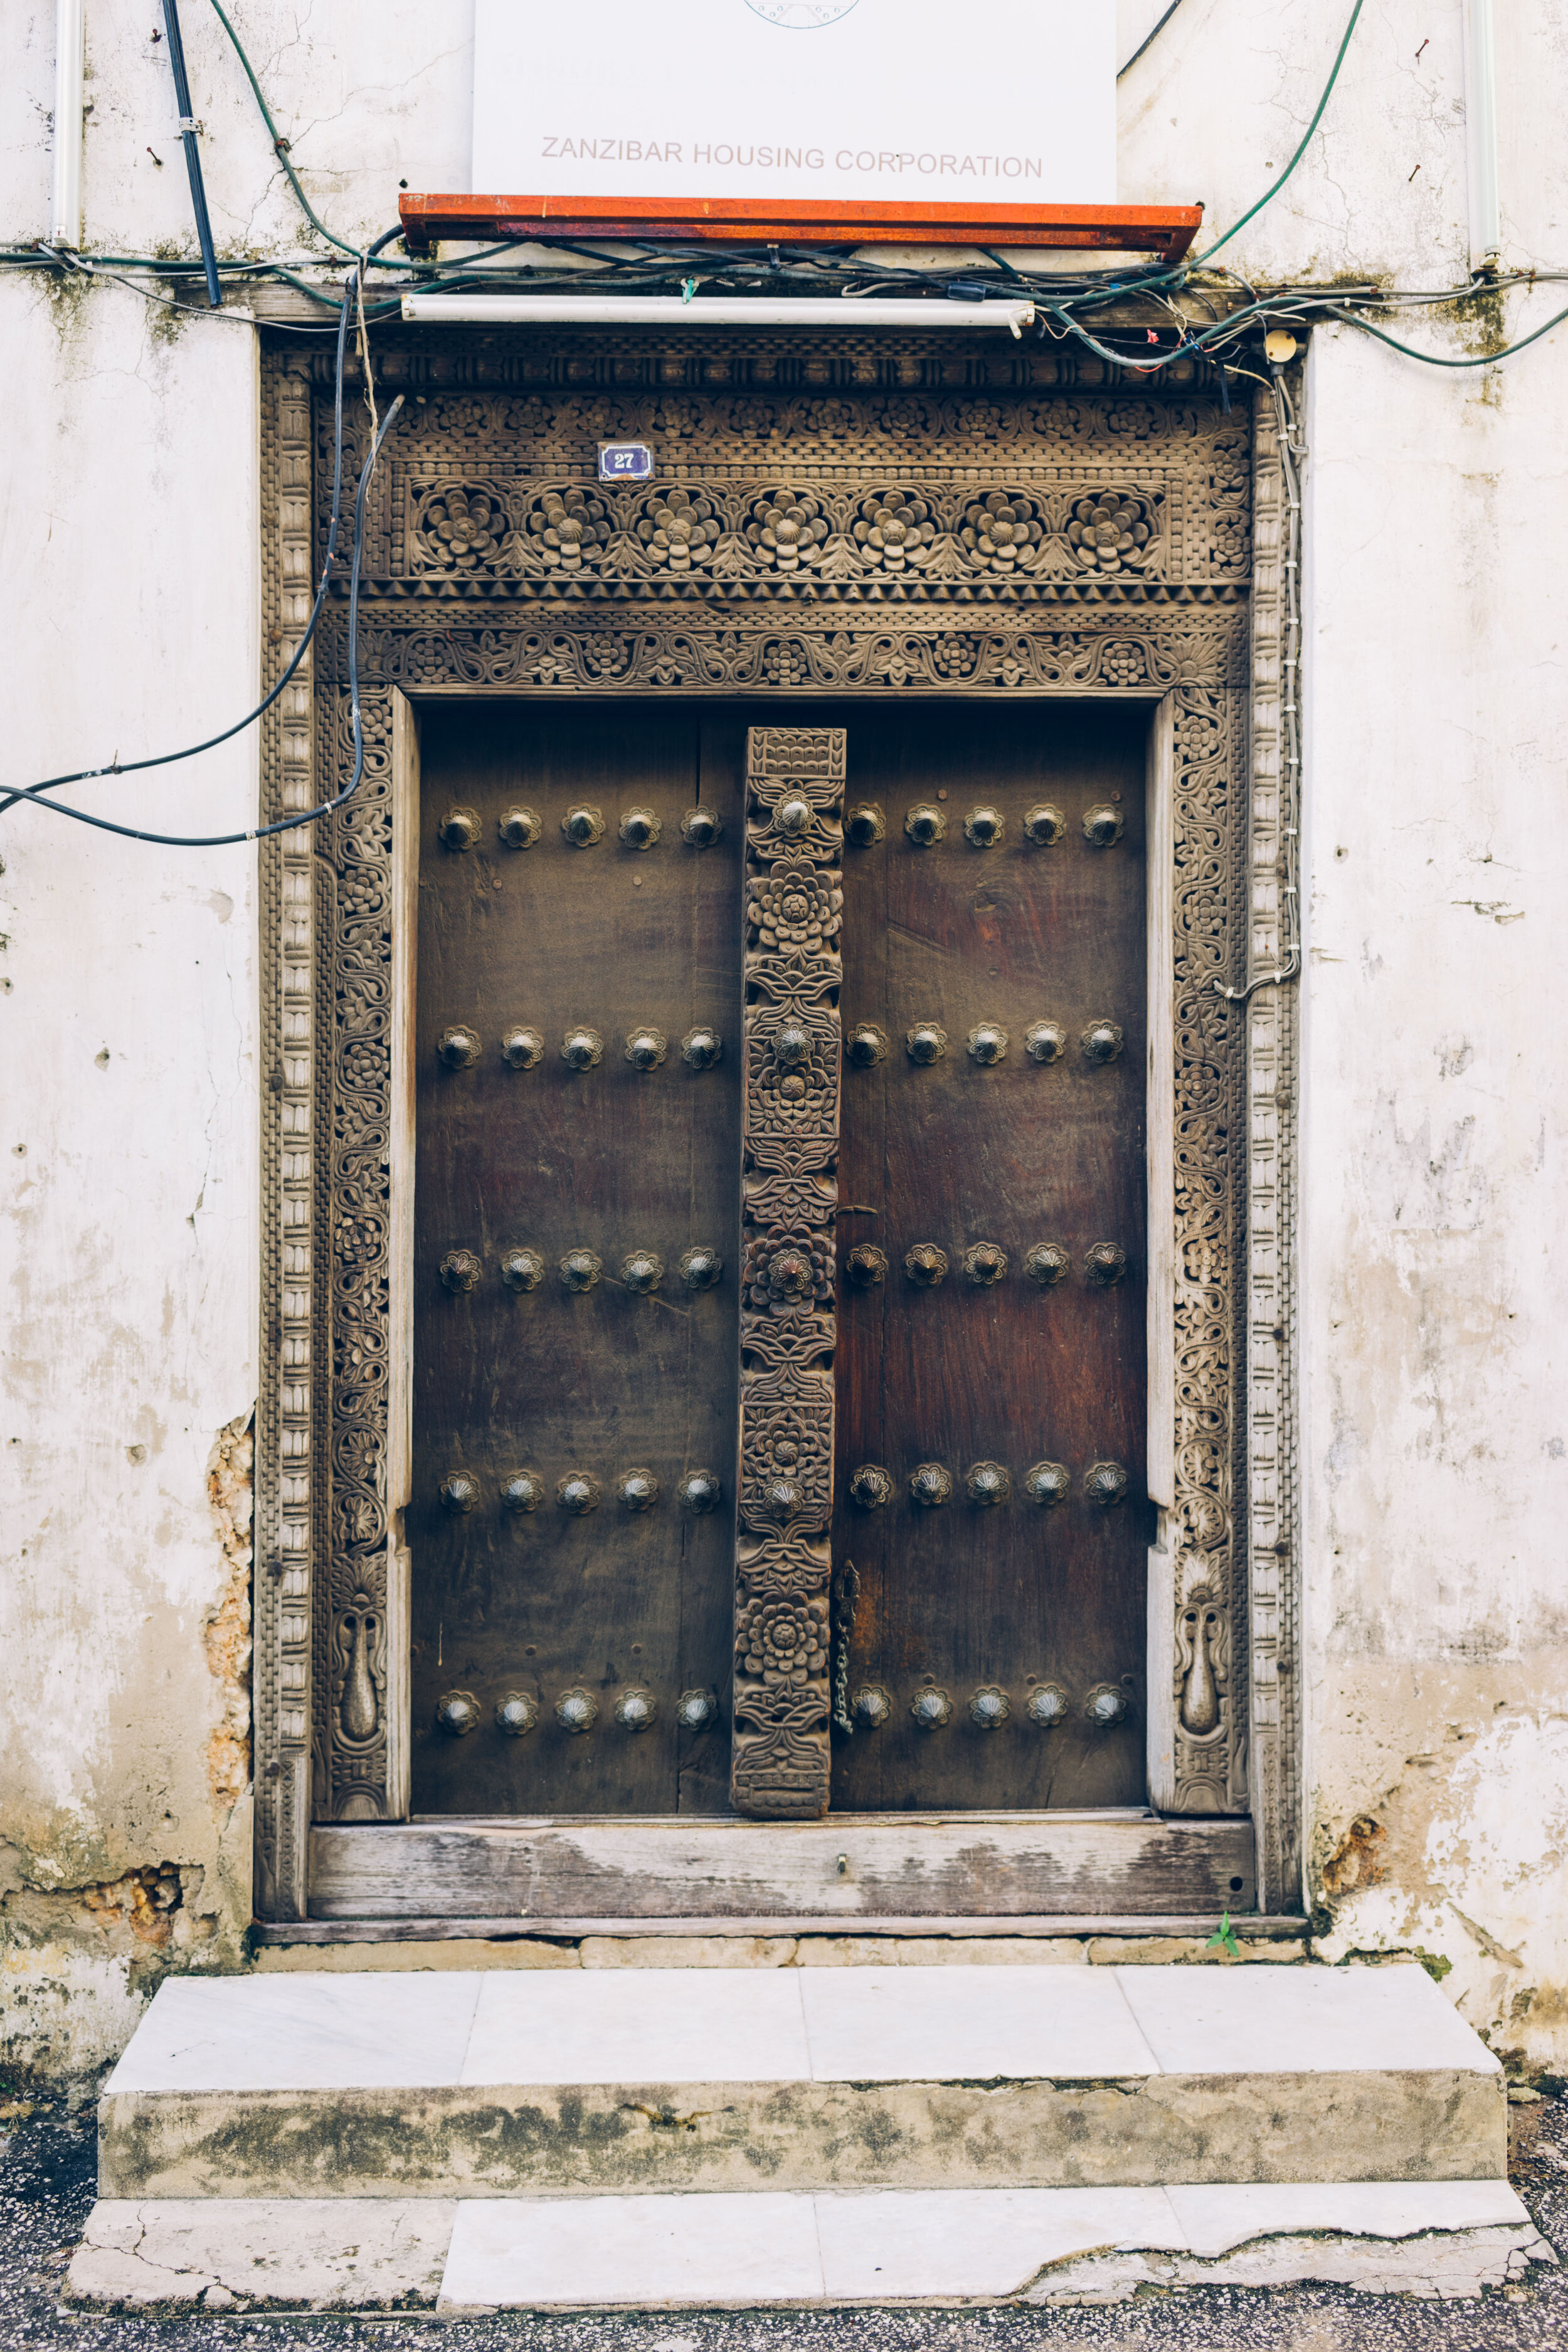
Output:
472 1 1115 208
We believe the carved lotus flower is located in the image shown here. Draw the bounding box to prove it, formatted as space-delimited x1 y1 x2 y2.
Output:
1066 492 1155 571
748 490 830 573
743 1230 834 1315
746 861 842 956
426 489 506 570
960 492 1042 572
854 490 937 573
528 488 612 569
637 487 721 573
753 1050 831 1129
736 1596 829 1688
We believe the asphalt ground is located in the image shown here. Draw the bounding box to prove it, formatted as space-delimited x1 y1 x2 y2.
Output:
1 2087 1564 2350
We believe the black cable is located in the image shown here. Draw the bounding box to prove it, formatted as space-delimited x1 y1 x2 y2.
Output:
1118 0 1188 80
1 391 401 847
1329 299 1568 367
0 275 365 836
161 0 221 307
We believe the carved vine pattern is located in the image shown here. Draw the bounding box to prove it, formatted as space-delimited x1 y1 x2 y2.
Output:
1167 681 1246 1815
252 346 1260 1875
732 729 845 1820
325 689 397 1818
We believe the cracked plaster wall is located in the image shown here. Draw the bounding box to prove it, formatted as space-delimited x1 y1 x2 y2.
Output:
1301 317 1568 2070
1 2 1567 2072
0 265 260 2074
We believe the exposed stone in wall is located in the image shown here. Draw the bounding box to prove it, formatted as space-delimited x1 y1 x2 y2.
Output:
1321 1813 1387 1897
0 1409 255 2083
204 1416 253 1816
1 1855 224 2081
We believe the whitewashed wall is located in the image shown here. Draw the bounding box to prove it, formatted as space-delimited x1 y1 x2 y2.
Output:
1 0 1564 2071
0 269 260 2068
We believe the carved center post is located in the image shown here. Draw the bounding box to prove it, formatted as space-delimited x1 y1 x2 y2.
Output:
732 727 845 1820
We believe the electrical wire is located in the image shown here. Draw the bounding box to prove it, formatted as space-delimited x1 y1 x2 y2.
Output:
1191 0 1362 266
203 0 522 281
31 242 257 324
0 274 401 845
204 0 369 264
0 0 1560 856
1 395 402 846
1329 299 1568 367
0 273 353 819
1119 0 1188 80
162 0 222 305
27 0 1562 375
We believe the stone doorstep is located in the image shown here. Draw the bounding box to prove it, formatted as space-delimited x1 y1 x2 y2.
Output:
63 2184 1557 2312
98 1962 1508 2201
253 1931 1313 1971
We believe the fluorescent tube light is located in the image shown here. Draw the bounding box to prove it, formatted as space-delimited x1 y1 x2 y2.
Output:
400 294 1036 336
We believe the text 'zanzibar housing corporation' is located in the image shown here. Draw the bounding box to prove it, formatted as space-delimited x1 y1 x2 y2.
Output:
539 136 1046 178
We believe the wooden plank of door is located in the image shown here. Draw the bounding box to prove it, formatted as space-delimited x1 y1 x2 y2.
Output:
308 1815 1257 1920
832 706 1150 1809
408 702 742 1815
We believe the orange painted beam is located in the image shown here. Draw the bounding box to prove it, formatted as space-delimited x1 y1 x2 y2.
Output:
398 193 1202 261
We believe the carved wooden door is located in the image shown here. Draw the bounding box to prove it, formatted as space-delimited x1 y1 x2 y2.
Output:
411 703 743 1813
411 701 1146 1819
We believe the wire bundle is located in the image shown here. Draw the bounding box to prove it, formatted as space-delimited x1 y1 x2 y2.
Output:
2 0 1560 850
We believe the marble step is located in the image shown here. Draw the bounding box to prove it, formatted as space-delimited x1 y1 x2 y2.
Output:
98 1961 1505 2200
66 2183 1553 2311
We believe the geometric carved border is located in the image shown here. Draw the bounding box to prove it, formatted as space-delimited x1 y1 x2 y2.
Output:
254 359 320 1920
254 336 1294 1917
1242 378 1303 1909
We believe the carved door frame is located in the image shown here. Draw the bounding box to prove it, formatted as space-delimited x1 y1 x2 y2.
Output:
253 329 1299 1925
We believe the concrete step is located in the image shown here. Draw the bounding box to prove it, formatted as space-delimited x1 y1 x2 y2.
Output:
99 1961 1505 2200
66 2183 1552 2311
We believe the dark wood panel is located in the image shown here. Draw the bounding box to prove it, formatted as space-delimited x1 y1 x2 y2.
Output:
410 702 743 1813
831 705 1150 1808
309 1816 1256 1919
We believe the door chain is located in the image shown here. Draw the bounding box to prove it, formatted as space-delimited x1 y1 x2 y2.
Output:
831 1560 860 1738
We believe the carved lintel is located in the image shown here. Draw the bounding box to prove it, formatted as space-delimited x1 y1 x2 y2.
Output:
733 726 844 1821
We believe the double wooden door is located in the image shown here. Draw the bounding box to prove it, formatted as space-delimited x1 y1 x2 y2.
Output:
410 699 1148 1816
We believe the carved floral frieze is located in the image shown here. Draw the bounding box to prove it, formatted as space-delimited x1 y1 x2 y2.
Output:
403 474 1177 586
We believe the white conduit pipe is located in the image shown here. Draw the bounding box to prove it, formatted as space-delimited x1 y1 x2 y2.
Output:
51 0 85 248
1463 0 1502 273
402 294 1037 336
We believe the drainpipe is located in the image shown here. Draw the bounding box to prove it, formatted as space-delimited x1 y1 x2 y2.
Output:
1463 0 1502 275
50 0 85 247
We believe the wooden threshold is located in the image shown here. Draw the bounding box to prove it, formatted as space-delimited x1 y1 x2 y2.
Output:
258 1911 1306 1944
306 1812 1256 1922
397 194 1203 260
